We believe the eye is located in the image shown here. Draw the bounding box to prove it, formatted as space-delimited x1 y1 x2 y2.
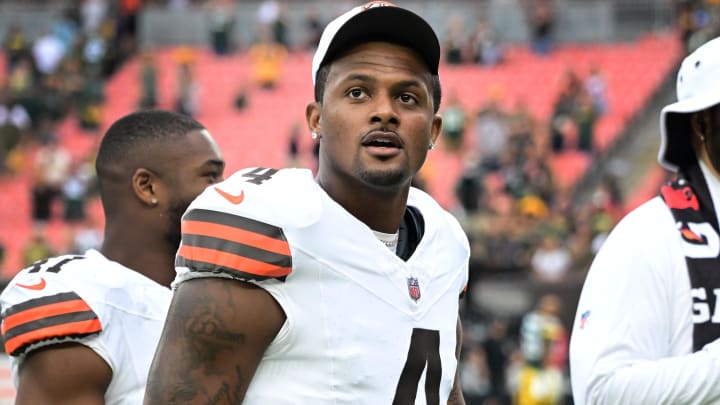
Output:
399 93 417 105
205 171 222 183
347 88 367 99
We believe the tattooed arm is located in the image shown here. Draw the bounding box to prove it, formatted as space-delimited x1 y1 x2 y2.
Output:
447 317 466 405
144 278 285 405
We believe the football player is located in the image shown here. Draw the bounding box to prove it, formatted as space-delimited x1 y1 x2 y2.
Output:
145 2 470 404
1 110 224 404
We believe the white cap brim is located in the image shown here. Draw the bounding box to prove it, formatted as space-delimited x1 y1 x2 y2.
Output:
659 84 720 171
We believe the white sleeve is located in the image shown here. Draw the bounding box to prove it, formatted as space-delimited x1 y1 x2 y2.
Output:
570 200 720 405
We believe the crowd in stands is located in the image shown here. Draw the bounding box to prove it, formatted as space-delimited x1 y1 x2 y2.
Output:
1 1 718 404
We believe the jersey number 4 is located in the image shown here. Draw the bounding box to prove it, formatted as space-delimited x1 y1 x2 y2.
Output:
393 328 442 405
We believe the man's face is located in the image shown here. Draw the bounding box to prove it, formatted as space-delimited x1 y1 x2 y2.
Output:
160 129 225 247
309 41 441 191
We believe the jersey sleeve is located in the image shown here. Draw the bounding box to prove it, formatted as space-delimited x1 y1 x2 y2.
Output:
1 271 103 357
175 207 292 282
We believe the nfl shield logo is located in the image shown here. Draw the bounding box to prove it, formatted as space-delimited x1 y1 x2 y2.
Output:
407 277 421 301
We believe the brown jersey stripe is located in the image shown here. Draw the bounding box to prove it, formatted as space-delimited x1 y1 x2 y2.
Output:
181 232 291 269
3 292 83 318
3 309 100 341
2 299 94 333
176 257 287 282
177 245 292 278
182 220 291 257
184 209 286 240
4 318 102 356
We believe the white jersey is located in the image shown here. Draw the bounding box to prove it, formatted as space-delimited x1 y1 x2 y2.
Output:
570 161 720 404
0 249 171 405
175 167 470 404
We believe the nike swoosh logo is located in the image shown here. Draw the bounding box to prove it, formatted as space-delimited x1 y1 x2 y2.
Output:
17 277 46 290
215 187 245 204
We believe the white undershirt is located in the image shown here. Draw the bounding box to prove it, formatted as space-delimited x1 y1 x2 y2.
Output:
372 230 399 253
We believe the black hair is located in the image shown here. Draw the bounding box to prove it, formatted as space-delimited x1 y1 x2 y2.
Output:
95 110 205 198
313 63 443 114
97 110 204 174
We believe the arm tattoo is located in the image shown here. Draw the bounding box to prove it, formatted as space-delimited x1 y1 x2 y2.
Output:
146 281 249 404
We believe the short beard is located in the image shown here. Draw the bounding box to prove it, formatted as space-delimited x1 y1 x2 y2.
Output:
165 199 191 249
358 168 406 188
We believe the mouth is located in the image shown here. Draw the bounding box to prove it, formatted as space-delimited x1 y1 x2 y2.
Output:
361 130 403 150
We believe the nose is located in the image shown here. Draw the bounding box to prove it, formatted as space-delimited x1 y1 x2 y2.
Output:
370 92 399 126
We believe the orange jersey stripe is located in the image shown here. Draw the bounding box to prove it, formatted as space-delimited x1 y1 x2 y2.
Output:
178 245 291 278
183 220 291 257
2 299 92 334
4 319 102 355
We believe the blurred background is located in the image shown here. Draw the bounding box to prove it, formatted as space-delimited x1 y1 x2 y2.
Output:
0 0 716 403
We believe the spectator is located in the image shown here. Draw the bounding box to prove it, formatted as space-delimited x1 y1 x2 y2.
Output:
470 19 503 66
444 15 468 64
80 0 108 36
31 138 71 225
575 92 598 154
7 57 34 99
3 24 28 72
482 319 512 403
138 49 158 109
517 294 567 404
62 160 92 223
173 46 199 116
441 92 467 152
69 215 103 254
530 234 572 283
584 64 608 116
249 26 287 90
21 228 55 266
0 90 31 175
475 93 509 172
527 0 555 55
302 7 324 50
459 344 492 404
206 0 236 55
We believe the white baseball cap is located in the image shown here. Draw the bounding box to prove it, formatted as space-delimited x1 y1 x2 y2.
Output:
311 1 440 86
659 36 720 171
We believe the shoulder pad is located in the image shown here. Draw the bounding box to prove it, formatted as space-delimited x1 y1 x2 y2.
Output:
1 255 102 356
2 291 101 356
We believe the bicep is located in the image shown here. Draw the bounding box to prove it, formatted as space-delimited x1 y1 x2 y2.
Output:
16 343 111 405
144 277 285 405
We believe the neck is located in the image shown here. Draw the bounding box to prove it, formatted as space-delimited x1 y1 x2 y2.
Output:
100 223 176 287
317 174 410 233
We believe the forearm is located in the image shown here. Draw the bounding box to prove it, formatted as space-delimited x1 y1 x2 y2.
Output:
582 349 720 405
448 316 465 405
447 384 466 405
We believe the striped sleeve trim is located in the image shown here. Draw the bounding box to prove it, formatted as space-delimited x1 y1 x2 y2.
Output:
177 209 292 281
2 292 102 356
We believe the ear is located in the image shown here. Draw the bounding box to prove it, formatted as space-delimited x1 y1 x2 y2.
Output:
132 168 158 207
430 114 442 146
306 101 322 138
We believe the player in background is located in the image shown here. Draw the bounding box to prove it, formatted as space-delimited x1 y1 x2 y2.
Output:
570 37 720 404
145 2 470 404
0 109 224 404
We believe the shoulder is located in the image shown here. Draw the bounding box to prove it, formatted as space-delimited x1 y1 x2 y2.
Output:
585 196 681 290
607 197 675 247
189 167 322 228
1 254 103 356
409 187 469 252
176 167 320 285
